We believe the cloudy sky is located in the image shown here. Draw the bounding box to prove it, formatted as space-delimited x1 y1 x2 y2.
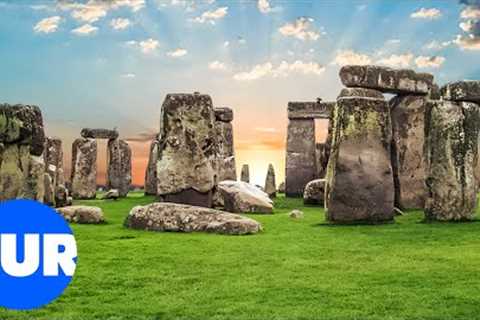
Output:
1 0 479 186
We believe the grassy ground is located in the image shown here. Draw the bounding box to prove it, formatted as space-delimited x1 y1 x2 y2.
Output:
2 193 480 320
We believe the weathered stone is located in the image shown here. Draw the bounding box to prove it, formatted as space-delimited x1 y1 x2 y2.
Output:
144 139 160 195
289 209 304 219
240 164 250 183
156 93 218 207
57 206 105 224
287 101 334 119
44 173 55 206
424 101 480 221
102 189 119 200
22 155 45 202
125 202 262 235
264 164 276 198
80 128 119 140
218 180 273 214
390 95 427 209
316 143 328 178
278 182 285 193
0 144 30 200
285 119 316 197
325 88 395 224
44 137 66 206
339 65 434 95
303 179 325 205
441 81 480 103
214 107 234 122
0 104 45 156
55 184 69 207
106 139 131 197
215 110 236 181
71 138 97 199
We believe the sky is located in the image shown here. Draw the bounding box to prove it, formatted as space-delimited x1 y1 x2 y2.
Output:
1 0 480 186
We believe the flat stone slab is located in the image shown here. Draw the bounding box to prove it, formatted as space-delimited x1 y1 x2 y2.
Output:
441 81 480 103
81 128 119 140
56 206 105 224
339 65 434 95
288 101 334 119
218 180 273 214
214 107 234 122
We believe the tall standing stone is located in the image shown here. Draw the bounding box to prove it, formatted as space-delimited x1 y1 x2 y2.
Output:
264 163 276 198
424 100 480 221
325 88 394 224
145 139 160 195
316 143 327 178
240 164 250 183
156 93 218 207
390 95 427 209
215 107 236 181
71 138 97 199
107 138 132 197
44 137 67 206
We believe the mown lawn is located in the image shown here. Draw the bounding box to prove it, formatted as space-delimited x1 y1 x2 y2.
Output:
2 193 480 320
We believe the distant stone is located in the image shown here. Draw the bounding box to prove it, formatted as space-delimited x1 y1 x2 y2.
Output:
71 138 97 199
124 202 262 235
80 128 119 140
278 182 285 193
339 65 434 95
264 164 276 198
316 143 328 178
106 139 131 197
424 101 480 221
55 184 70 207
218 180 273 214
303 179 325 205
289 209 304 219
56 206 105 224
287 101 334 120
102 189 119 200
144 139 159 195
441 80 480 103
214 107 234 122
240 164 250 183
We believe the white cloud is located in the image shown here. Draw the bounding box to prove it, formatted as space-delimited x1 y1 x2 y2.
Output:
233 60 325 81
223 41 230 47
121 73 136 78
139 38 160 53
110 18 131 30
192 7 228 24
278 17 323 41
62 0 145 23
332 50 372 66
411 7 442 20
424 40 452 50
454 34 480 50
377 53 413 68
414 56 445 68
461 6 480 19
114 0 145 12
386 39 401 45
208 61 228 71
71 23 98 35
71 3 107 23
33 16 61 33
167 48 188 57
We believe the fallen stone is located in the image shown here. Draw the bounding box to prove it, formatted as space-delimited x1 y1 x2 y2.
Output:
424 101 480 221
102 189 119 200
125 202 262 235
264 164 276 198
56 206 105 224
218 180 273 214
441 80 480 103
240 164 250 183
289 209 304 219
80 128 119 140
339 65 434 95
144 139 159 195
303 179 325 205
106 139 132 197
71 138 97 199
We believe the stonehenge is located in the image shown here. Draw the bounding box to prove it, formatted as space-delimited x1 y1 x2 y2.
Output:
215 107 237 181
264 163 276 198
144 139 160 195
44 137 69 207
71 138 97 199
107 138 132 197
240 164 250 183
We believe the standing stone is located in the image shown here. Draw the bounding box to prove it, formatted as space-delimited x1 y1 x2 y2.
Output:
215 107 236 181
107 138 132 197
156 93 218 207
424 100 480 221
264 163 276 198
44 173 55 206
71 138 97 199
240 164 250 183
316 143 327 178
325 88 394 224
44 137 66 206
22 155 45 202
390 95 427 209
145 139 160 195
285 118 316 196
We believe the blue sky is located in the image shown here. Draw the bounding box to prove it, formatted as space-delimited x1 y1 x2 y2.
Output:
0 0 479 185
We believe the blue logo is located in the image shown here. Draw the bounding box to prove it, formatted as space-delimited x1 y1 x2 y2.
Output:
0 200 77 310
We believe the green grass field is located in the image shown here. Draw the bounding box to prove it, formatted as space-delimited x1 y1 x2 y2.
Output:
2 193 480 320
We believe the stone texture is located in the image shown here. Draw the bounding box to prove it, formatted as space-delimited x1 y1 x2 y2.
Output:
289 209 304 219
441 81 480 103
303 179 325 205
390 95 427 209
214 107 234 122
285 119 316 197
145 139 160 195
102 189 119 200
264 164 276 198
44 173 55 206
339 65 434 95
215 108 236 181
80 128 119 140
424 101 480 221
316 143 327 178
0 144 30 200
106 139 132 197
156 93 218 207
57 206 105 224
125 202 262 235
240 164 250 183
55 184 70 207
44 137 66 207
71 138 97 199
288 101 334 119
325 88 395 224
278 182 285 193
23 155 45 202
218 180 273 214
